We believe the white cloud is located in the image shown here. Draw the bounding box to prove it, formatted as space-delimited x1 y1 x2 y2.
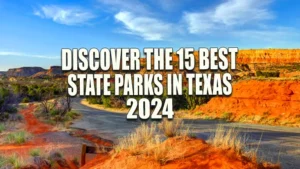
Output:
0 51 59 59
184 0 273 34
34 5 95 25
115 11 173 40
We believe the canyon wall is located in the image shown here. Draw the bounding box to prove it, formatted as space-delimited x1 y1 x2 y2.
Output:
236 49 300 63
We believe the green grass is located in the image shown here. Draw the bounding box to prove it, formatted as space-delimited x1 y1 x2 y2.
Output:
5 131 29 144
7 154 24 169
65 111 80 120
29 148 41 157
0 156 7 168
0 124 5 133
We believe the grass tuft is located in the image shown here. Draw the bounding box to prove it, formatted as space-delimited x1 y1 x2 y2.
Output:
7 154 24 169
0 124 5 133
29 148 41 157
5 131 30 144
209 125 245 153
158 119 187 138
114 123 157 154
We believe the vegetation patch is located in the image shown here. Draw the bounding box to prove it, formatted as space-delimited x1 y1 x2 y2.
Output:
256 71 280 78
5 131 30 144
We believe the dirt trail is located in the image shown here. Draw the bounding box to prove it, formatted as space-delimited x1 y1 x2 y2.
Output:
19 104 53 134
0 104 110 168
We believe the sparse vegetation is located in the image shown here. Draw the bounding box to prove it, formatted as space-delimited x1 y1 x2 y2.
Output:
256 71 280 78
115 120 190 159
158 119 185 138
209 125 245 153
6 154 24 169
0 156 6 168
0 124 5 133
5 131 30 144
221 112 233 121
115 123 157 154
29 148 41 157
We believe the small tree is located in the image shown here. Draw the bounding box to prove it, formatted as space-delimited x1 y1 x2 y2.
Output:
40 94 57 115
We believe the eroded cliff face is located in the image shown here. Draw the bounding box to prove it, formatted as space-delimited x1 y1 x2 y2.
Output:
31 66 63 78
236 49 300 64
7 67 45 77
195 80 300 126
47 66 62 76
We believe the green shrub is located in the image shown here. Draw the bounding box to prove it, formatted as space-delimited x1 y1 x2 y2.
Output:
87 97 102 104
256 71 280 77
6 131 29 144
21 97 30 103
102 96 112 108
29 149 41 157
7 154 24 169
5 106 18 114
0 124 5 133
65 111 80 120
0 156 6 168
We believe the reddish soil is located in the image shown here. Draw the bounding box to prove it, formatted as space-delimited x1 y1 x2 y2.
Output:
19 104 53 134
72 130 113 147
82 137 280 169
235 49 300 64
0 104 111 169
195 80 300 126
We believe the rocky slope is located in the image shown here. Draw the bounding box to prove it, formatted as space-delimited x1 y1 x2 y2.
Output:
31 66 63 78
5 66 63 78
194 79 300 126
237 49 300 63
6 67 45 77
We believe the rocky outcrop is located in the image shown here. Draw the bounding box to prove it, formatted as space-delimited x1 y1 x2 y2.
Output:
31 71 48 78
47 66 62 76
195 80 300 126
7 67 45 77
31 66 63 78
236 49 300 64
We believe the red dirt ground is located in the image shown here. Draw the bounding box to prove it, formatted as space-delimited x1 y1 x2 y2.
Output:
81 137 280 169
72 130 113 147
0 104 111 169
19 104 53 134
194 80 300 126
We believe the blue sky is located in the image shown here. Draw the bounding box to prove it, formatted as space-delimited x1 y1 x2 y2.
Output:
0 0 300 71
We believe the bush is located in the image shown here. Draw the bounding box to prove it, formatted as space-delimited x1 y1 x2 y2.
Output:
7 154 24 169
0 156 6 168
256 71 280 77
87 97 102 104
29 149 41 157
102 96 112 108
5 106 18 114
0 124 5 133
65 111 80 120
21 97 30 103
6 131 30 144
